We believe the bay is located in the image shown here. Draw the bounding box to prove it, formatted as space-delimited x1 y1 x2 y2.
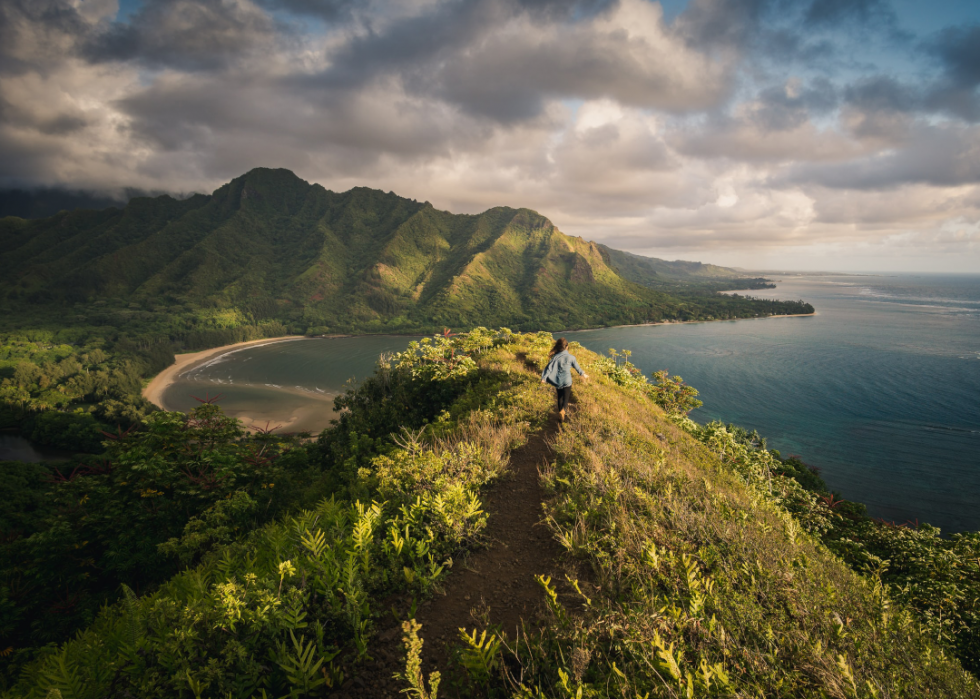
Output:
159 273 980 532
160 335 415 433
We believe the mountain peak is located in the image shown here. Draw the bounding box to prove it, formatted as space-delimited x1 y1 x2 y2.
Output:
0 168 803 333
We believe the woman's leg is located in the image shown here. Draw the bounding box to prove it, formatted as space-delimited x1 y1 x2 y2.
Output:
557 385 571 418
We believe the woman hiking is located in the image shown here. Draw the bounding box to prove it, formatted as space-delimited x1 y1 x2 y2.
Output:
541 337 588 422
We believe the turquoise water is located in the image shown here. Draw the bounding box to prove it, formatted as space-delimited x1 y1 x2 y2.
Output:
161 274 980 532
567 274 980 533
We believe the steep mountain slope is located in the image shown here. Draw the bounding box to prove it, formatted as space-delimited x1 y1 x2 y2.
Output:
598 243 763 287
0 168 809 333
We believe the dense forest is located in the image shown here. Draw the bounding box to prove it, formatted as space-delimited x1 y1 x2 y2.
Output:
1 330 977 698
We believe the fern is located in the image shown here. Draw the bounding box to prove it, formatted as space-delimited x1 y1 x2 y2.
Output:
300 527 328 559
38 649 87 699
457 627 502 682
276 630 327 697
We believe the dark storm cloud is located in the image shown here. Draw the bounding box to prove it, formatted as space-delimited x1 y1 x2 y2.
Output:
844 76 919 113
919 24 980 122
840 52 978 125
928 23 980 88
309 0 618 93
113 72 462 180
83 0 277 72
0 0 87 75
675 0 769 49
312 0 488 91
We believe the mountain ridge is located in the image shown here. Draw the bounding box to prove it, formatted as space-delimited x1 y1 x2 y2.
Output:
0 167 811 334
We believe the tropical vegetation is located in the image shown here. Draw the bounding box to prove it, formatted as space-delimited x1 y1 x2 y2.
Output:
1 330 977 698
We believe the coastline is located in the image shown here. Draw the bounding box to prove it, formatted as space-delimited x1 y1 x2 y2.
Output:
141 311 816 427
563 311 816 333
143 313 817 409
142 336 308 410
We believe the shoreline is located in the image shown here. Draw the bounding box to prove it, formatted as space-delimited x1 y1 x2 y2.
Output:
142 311 816 421
143 313 817 409
561 311 816 333
142 336 309 410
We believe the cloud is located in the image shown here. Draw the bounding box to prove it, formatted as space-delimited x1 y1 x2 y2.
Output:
305 0 731 124
254 0 359 21
803 0 894 27
844 75 919 113
0 0 91 75
921 23 980 122
1 0 979 271
928 23 980 89
674 0 769 50
83 0 279 72
779 123 980 189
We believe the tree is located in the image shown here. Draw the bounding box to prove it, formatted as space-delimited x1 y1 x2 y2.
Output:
650 370 702 414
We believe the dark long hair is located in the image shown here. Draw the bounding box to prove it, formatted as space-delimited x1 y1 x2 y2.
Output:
550 337 569 357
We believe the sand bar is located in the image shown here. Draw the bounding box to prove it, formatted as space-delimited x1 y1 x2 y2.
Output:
142 336 307 410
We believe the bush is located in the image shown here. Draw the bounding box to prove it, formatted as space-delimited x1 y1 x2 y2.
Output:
24 410 104 453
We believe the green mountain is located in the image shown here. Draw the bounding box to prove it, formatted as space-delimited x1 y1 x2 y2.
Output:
0 168 808 334
600 244 746 282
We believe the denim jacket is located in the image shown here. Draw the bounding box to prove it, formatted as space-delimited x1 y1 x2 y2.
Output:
541 350 585 389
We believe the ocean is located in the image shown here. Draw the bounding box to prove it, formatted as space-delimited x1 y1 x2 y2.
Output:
156 273 980 532
567 273 980 533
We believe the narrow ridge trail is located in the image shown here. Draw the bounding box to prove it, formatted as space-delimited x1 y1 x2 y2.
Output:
412 406 568 672
346 384 575 697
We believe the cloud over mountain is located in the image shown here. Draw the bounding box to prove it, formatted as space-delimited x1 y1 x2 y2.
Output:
0 0 978 271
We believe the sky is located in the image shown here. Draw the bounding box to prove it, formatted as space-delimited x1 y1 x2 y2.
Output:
1 0 979 272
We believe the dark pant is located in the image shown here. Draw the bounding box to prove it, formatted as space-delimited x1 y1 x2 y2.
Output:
555 385 571 411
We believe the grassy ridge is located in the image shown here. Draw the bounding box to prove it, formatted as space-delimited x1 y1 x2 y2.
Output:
515 341 979 697
1 330 550 696
4 331 977 698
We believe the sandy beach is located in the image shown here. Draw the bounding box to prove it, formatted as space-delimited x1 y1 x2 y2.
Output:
142 336 307 410
227 399 337 434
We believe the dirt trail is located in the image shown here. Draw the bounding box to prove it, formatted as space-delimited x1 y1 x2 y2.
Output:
344 372 573 697
413 407 567 666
